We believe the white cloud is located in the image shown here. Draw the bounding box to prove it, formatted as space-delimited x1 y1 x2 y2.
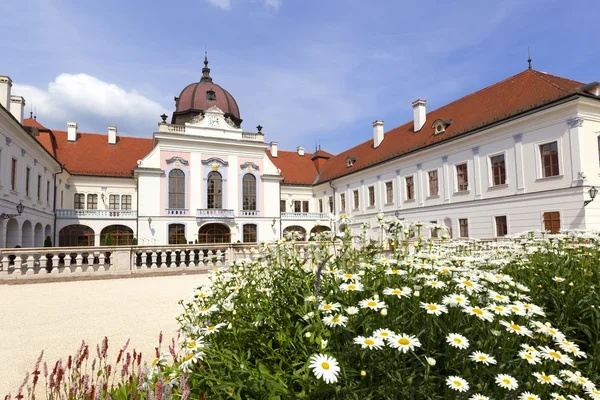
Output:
13 73 166 136
206 0 232 10
264 0 281 9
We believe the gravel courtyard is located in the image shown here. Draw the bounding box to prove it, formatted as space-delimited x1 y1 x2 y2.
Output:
0 274 211 396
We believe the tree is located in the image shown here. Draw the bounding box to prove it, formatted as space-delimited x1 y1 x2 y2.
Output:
44 236 53 247
104 233 114 246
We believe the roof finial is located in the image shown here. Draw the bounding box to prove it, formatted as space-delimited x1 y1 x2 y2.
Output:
34 105 36 120
201 48 213 83
528 47 532 70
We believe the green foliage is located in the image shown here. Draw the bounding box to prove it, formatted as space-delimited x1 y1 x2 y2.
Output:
44 236 52 247
104 233 114 246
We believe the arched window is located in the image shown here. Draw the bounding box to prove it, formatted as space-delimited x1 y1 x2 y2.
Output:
59 225 95 247
168 224 186 244
101 225 134 245
242 173 256 210
169 169 185 209
198 223 230 244
283 225 306 241
207 171 223 209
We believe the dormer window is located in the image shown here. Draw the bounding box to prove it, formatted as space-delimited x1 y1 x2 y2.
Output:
206 89 216 101
432 119 452 135
346 156 357 168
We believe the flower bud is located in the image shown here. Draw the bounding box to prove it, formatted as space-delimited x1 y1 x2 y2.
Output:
569 282 574 286
380 308 388 316
321 340 328 349
414 290 420 297
304 332 312 338
426 357 436 366
227 323 232 330
360 370 367 377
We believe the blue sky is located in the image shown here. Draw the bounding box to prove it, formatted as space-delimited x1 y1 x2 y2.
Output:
1 0 599 154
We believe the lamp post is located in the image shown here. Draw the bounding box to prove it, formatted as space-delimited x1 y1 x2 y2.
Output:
584 186 598 207
1 202 25 219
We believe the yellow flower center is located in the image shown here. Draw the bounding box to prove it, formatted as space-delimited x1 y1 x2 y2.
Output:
207 326 215 331
494 306 503 312
188 341 196 348
391 269 399 274
477 355 486 360
541 375 551 382
185 353 194 361
524 354 533 359
151 358 159 367
344 274 352 279
348 285 356 290
392 289 401 295
367 301 377 307
453 380 462 387
321 362 330 370
463 280 473 287
453 338 462 344
502 378 511 385
364 339 375 345
323 305 332 310
398 338 410 345
549 351 562 359
509 324 521 331
472 308 484 315
380 332 389 337
201 307 210 312
332 317 340 323
426 305 438 310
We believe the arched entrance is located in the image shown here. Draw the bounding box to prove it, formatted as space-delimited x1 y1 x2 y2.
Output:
283 225 307 241
101 225 134 246
59 225 95 247
310 225 331 235
21 220 33 248
5 218 19 248
198 223 230 244
45 225 52 245
34 223 44 247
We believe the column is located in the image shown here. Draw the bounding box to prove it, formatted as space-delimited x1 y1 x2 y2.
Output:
442 155 450 204
568 117 585 186
417 163 424 207
513 134 525 194
395 169 402 209
472 146 482 200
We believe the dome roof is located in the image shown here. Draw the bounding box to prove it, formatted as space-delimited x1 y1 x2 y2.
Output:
172 56 242 126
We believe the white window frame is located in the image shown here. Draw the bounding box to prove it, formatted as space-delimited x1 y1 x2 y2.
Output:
493 214 509 237
454 161 470 193
384 181 394 205
457 217 469 238
487 151 509 188
534 137 563 180
427 169 439 197
405 175 415 201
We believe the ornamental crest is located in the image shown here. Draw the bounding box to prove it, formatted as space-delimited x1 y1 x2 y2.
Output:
166 156 189 167
191 113 205 123
240 161 260 172
211 162 220 171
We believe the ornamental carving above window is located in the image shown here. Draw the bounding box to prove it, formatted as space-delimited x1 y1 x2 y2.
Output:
240 162 260 172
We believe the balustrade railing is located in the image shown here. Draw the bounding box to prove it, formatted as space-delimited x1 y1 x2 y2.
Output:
281 212 330 220
166 208 188 216
158 123 186 133
56 209 137 219
240 210 260 217
197 209 235 219
241 132 265 141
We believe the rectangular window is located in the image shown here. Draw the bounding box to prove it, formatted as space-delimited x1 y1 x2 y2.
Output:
328 196 333 213
280 199 286 212
368 186 375 207
543 211 561 234
459 218 469 238
294 200 301 212
37 175 41 201
491 154 506 186
406 176 414 200
121 195 132 210
456 163 468 192
302 200 309 213
318 199 323 213
168 224 185 245
243 224 258 243
428 170 438 196
11 158 17 191
46 181 50 203
25 167 30 196
340 193 346 212
353 189 359 209
87 194 98 210
74 193 85 209
385 181 393 204
540 141 559 177
109 194 120 210
495 216 508 237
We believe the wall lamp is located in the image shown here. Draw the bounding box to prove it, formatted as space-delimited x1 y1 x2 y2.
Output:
271 218 276 228
394 210 404 220
148 217 152 226
584 186 598 207
1 202 25 220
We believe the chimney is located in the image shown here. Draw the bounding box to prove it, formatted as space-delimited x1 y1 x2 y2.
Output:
108 126 117 145
297 146 305 156
373 120 384 148
67 122 78 142
412 99 427 132
10 95 25 124
0 75 12 110
270 141 278 158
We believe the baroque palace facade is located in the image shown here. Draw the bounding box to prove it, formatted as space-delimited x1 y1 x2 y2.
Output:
1 60 600 248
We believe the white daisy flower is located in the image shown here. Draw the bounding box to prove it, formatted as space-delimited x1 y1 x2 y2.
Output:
463 306 494 322
488 304 511 316
550 393 567 400
584 388 600 400
339 282 364 292
180 351 203 373
533 372 563 386
500 320 533 337
539 346 574 366
518 350 541 365
353 336 385 350
383 287 412 298
446 376 469 392
442 293 470 307
455 278 484 293
469 394 490 400
553 276 566 283
373 328 395 340
385 268 407 275
359 298 386 310
202 322 227 335
420 302 448 316
446 333 470 349
346 306 359 315
389 333 421 353
319 302 342 313
340 272 361 281
308 354 340 384
425 280 446 289
198 304 219 315
322 314 348 327
518 392 541 400
469 351 497 365
495 374 519 390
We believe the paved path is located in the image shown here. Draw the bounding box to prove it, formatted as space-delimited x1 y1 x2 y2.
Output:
0 274 211 396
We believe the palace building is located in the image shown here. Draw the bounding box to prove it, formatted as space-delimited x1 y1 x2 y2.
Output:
1 60 599 248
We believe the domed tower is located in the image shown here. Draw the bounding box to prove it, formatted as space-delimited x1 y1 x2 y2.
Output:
171 55 242 127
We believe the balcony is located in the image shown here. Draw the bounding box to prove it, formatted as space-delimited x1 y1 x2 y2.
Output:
166 209 188 216
240 210 260 217
197 208 235 220
281 212 329 220
56 209 137 219
157 123 186 134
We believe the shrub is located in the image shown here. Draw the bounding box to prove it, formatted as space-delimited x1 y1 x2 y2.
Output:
104 233 114 246
44 236 52 247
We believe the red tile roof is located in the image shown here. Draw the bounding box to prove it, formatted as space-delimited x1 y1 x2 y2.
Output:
316 69 589 183
267 149 334 185
23 119 153 177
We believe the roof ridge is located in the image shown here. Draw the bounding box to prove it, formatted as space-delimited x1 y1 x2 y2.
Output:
530 70 582 94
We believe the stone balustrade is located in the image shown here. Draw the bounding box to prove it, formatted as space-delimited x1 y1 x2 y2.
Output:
196 208 235 219
281 212 330 220
56 209 137 219
158 123 186 133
